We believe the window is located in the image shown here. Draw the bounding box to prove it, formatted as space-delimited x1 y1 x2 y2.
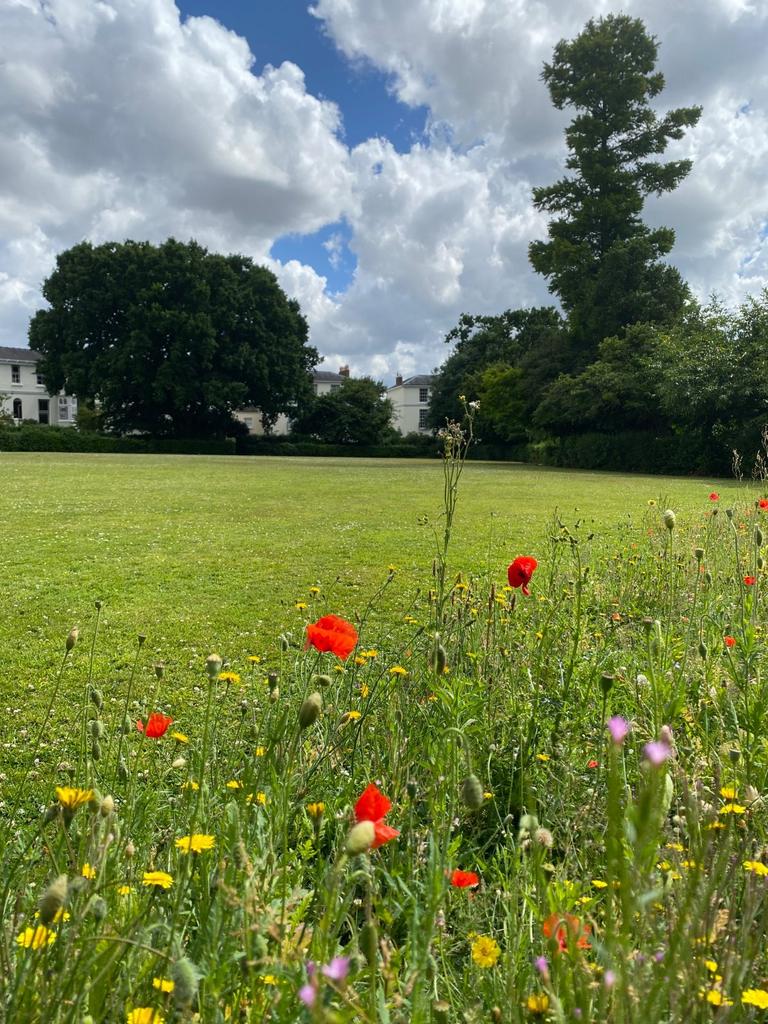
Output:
58 397 69 421
12 398 22 420
11 365 20 384
419 387 429 403
418 409 429 429
36 372 44 386
38 399 49 424
330 383 341 392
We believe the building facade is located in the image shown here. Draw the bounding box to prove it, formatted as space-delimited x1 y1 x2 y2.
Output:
387 374 434 435
233 366 349 436
0 347 77 426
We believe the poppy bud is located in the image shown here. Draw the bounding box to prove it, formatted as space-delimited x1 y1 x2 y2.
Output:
359 921 378 967
705 571 713 585
757 528 765 548
38 874 68 925
171 957 200 1011
91 740 102 762
121 714 132 735
100 795 115 817
154 661 165 679
460 774 484 811
117 758 129 782
298 692 322 730
345 820 375 855
726 508 734 520
239 700 249 716
433 1002 451 1024
600 673 614 696
88 895 107 922
124 840 136 859
698 641 708 661
267 671 279 692
662 509 676 531
280 634 290 653
205 653 222 679
137 633 146 647
406 779 418 800
90 720 106 739
694 548 705 562
88 686 103 710
66 626 79 651
311 674 333 688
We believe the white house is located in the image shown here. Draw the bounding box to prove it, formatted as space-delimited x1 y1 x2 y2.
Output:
0 347 77 426
234 366 349 436
387 374 434 435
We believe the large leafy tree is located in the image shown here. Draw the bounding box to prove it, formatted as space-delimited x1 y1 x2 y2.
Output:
29 239 317 437
294 377 394 445
529 14 701 361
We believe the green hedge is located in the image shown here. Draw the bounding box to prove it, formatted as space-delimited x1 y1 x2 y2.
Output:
235 437 440 458
525 431 728 476
0 426 235 455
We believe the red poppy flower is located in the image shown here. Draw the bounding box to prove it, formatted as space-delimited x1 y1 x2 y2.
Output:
354 783 400 849
587 760 599 769
724 635 736 648
507 556 538 596
136 712 173 738
305 614 359 660
744 576 756 586
542 912 590 952
760 499 768 509
709 492 720 501
450 869 480 888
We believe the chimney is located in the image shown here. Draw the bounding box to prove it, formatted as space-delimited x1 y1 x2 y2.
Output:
338 364 350 378
395 373 403 386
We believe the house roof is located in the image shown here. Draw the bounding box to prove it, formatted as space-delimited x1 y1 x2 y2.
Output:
313 369 345 382
0 346 41 363
391 374 434 388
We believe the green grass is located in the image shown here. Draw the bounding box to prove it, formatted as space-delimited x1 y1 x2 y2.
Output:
2 451 767 1024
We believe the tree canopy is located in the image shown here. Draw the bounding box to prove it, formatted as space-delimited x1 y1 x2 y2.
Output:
29 239 317 438
528 14 701 360
294 376 394 445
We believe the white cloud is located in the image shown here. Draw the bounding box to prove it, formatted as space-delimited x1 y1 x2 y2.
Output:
2 0 768 381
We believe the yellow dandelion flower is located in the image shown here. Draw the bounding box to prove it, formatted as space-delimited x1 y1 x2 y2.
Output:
454 582 469 593
256 792 267 806
387 564 398 572
55 786 93 811
260 975 279 985
706 821 726 830
342 710 362 722
295 602 308 611
175 835 215 854
719 803 746 815
255 746 266 757
665 842 684 852
536 753 550 762
153 977 174 993
360 683 370 698
682 860 699 869
81 863 96 880
743 990 768 1009
471 935 501 968
362 649 378 658
389 665 408 676
118 885 135 896
526 994 550 1014
704 960 718 973
127 1010 165 1024
170 732 189 744
181 780 199 791
592 880 608 889
333 665 345 674
142 871 173 889
307 802 325 818
744 860 768 876
483 791 493 800
16 925 56 950
218 671 241 684
720 786 738 799
308 587 321 595
35 908 69 923
247 655 261 663
226 780 244 789
703 991 732 1006
354 656 368 665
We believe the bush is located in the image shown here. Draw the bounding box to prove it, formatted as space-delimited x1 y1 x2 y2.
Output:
0 425 235 455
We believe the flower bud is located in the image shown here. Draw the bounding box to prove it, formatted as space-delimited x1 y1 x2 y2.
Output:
137 633 146 647
88 686 103 710
269 686 280 702
117 757 129 782
726 508 734 520
38 874 68 925
311 674 333 688
100 795 115 817
705 571 713 586
91 739 102 762
280 634 290 653
406 779 418 800
267 671 279 692
698 640 708 661
124 840 136 859
460 774 484 811
90 720 106 740
66 626 79 651
298 692 322 730
172 756 186 769
662 509 676 531
694 547 705 562
171 957 200 1011
345 820 375 855
154 661 165 679
360 921 378 967
94 599 102 610
600 673 614 696
205 653 223 679
88 895 107 921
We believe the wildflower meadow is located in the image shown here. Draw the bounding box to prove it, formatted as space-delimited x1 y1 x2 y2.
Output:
2 434 768 1023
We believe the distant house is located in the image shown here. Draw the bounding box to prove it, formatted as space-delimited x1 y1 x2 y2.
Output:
388 374 434 435
234 366 350 436
0 347 77 426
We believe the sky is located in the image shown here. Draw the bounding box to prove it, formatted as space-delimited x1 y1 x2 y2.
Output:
1 0 768 383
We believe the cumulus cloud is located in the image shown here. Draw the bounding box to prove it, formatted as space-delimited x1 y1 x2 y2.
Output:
2 0 768 379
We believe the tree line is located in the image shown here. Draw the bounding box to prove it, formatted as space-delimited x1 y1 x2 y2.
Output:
429 14 768 475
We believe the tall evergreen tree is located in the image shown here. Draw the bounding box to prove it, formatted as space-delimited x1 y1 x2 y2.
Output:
529 14 701 361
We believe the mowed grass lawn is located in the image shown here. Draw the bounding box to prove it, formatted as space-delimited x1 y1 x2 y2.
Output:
0 452 744 746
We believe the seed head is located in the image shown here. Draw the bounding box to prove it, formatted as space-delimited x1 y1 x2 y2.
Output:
38 874 68 925
298 692 322 730
460 774 484 811
662 509 676 531
66 626 79 651
205 653 223 679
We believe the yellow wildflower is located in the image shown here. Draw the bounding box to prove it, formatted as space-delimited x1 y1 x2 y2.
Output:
483 791 493 800
261 975 279 985
153 977 174 992
536 753 550 762
526 994 550 1014
55 786 93 811
181 780 199 791
719 803 746 815
295 602 308 611
665 842 684 851
247 655 261 663
170 732 189 744
127 1010 165 1024
743 990 768 1009
16 925 56 950
255 746 266 757
362 649 378 658
471 935 501 968
118 885 135 896
354 656 367 665
703 991 732 1006
218 671 241 684
307 802 325 819
744 860 768 876
308 587 320 595
592 880 608 889
226 780 243 789
720 786 738 799
342 710 362 722
142 871 173 889
175 835 215 854
389 665 408 676
81 863 96 880
360 683 370 698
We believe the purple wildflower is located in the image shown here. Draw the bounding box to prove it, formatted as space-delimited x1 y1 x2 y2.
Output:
607 716 630 745
644 740 672 766
298 984 316 1007
321 956 350 982
534 955 549 976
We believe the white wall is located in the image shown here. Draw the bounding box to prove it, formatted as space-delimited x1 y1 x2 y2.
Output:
0 359 77 426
